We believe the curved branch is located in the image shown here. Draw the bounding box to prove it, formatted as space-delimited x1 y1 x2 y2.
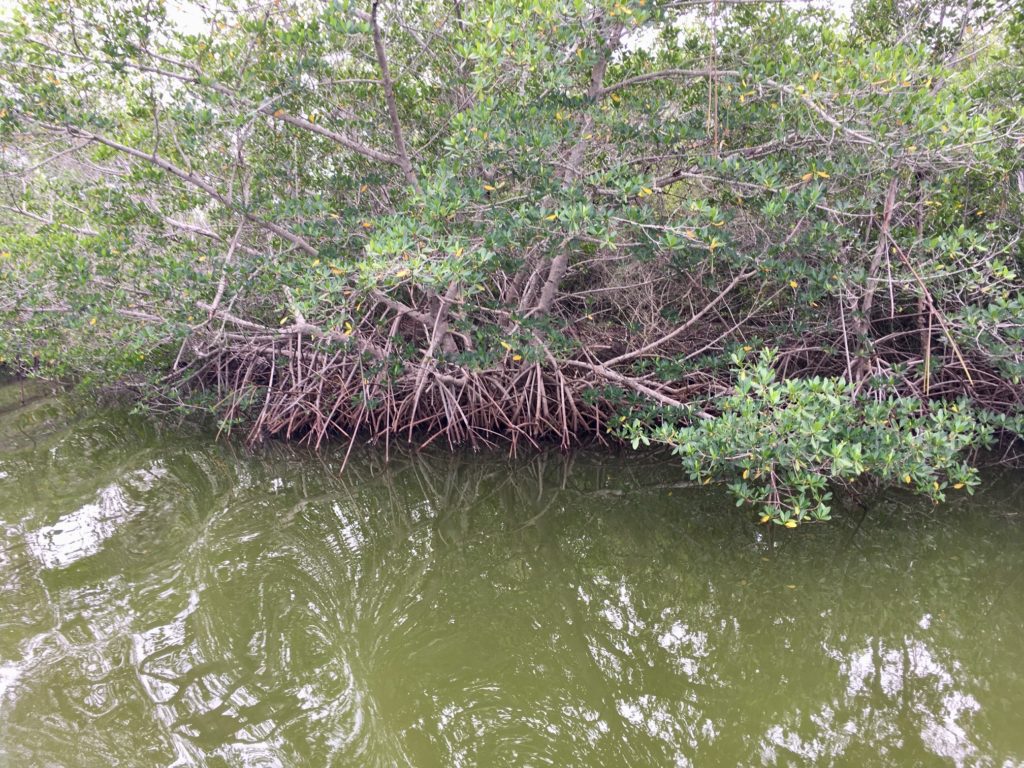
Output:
762 78 880 147
562 359 713 418
604 269 754 367
37 120 318 256
23 36 404 169
266 107 403 167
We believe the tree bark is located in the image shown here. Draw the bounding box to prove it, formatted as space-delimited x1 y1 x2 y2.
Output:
371 0 421 192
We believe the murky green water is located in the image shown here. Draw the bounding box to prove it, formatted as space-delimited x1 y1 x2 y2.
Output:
1 381 1023 767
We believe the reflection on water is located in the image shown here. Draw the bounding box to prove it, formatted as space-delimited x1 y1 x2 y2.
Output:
0 382 1022 767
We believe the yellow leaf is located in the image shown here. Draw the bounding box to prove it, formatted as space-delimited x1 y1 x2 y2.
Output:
360 184 368 192
331 266 344 275
272 108 286 118
904 474 912 484
953 482 965 490
0 251 9 259
361 221 372 228
500 341 512 351
308 113 316 123
89 317 97 326
801 172 813 182
311 259 320 267
784 520 798 529
611 93 621 102
759 514 770 523
454 247 464 257
483 184 496 192
951 404 958 413
742 469 750 480
933 481 940 490
544 213 558 221
908 145 917 153
789 280 798 289
742 345 752 352
816 171 830 178
512 354 522 362
395 269 410 278
684 229 696 239
344 321 353 334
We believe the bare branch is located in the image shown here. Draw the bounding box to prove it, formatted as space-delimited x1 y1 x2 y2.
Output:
35 120 319 256
370 0 421 191
604 270 754 366
763 78 881 147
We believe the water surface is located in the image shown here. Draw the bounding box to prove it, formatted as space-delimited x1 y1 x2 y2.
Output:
1 381 1022 767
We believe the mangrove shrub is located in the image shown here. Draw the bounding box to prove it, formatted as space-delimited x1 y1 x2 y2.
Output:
1 0 1022 520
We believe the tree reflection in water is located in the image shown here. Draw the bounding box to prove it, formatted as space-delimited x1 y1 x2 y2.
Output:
0 394 1022 766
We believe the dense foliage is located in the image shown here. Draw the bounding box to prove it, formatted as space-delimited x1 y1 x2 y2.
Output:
1 0 1022 521
620 349 998 523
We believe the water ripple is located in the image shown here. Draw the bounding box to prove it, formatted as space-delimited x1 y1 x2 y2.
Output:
1 386 1023 766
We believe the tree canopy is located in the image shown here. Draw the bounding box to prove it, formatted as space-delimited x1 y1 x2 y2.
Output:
1 0 1022 522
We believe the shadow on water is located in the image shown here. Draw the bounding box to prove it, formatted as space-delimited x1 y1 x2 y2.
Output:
0 382 1022 767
